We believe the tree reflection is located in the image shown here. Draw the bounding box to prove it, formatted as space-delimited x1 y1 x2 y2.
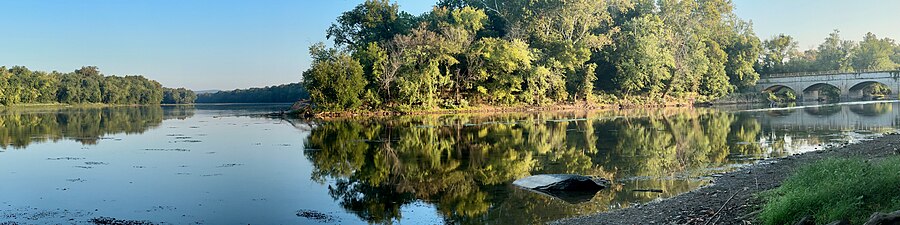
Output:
849 102 892 117
0 106 176 149
304 105 888 224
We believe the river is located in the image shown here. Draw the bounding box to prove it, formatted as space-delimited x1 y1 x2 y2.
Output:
0 102 897 224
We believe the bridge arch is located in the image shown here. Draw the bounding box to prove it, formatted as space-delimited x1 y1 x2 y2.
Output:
761 85 797 93
848 81 893 100
761 85 798 102
801 83 841 102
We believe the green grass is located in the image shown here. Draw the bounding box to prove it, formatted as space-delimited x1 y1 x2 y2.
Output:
759 157 900 224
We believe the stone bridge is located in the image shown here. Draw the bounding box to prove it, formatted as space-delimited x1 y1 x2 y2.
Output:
754 70 900 101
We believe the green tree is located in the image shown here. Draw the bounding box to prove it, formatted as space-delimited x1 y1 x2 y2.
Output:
303 43 367 111
392 26 456 108
723 19 761 91
524 0 617 101
851 32 898 71
760 34 800 74
163 88 197 104
471 38 533 104
815 30 854 72
700 40 733 99
609 14 673 96
326 0 414 51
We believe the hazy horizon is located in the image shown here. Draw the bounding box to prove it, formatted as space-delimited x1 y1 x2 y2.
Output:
1 0 898 91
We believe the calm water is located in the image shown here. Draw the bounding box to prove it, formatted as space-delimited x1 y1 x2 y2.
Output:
1 102 898 224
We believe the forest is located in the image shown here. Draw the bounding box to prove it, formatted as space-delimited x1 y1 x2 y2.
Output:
194 82 309 103
0 66 188 106
302 0 900 111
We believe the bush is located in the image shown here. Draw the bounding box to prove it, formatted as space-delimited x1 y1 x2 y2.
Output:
759 157 900 224
302 43 366 111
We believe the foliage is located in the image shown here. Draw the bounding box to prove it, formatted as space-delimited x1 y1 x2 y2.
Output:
162 88 197 104
304 109 777 224
762 31 900 75
609 14 672 96
851 32 898 71
724 19 762 91
471 38 533 104
302 43 367 110
306 0 900 111
326 0 414 51
759 34 800 74
195 83 308 103
0 66 168 106
759 157 900 225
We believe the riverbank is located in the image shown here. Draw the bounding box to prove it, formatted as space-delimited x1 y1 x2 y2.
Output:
552 133 900 225
299 99 701 119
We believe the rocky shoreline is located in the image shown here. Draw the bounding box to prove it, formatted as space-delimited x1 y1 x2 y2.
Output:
552 134 900 225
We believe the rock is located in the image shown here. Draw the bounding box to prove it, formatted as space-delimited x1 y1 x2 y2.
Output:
864 210 900 225
794 216 814 225
513 174 610 191
513 174 610 204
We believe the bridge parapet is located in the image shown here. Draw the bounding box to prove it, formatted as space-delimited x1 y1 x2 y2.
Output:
761 69 900 78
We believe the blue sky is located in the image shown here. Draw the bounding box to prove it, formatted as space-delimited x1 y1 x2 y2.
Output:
0 1 897 90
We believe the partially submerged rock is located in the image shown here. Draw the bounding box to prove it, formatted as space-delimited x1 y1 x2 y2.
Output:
513 174 611 204
514 174 610 191
864 210 900 225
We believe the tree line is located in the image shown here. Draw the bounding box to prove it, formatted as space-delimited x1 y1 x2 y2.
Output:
0 66 190 106
195 82 309 103
758 30 900 75
302 0 900 112
163 87 197 104
302 0 763 111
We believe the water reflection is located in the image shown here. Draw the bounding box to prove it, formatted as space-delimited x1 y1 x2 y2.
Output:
304 102 900 224
0 106 194 149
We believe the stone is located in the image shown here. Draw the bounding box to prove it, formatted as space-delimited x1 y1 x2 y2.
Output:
513 174 610 191
863 210 900 225
793 216 814 225
513 174 610 204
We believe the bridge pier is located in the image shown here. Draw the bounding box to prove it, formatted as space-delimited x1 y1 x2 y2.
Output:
803 91 820 102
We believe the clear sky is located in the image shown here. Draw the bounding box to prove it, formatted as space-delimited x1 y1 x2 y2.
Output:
732 0 900 49
1 0 897 91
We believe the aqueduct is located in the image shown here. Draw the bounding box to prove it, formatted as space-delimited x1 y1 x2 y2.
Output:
754 70 900 101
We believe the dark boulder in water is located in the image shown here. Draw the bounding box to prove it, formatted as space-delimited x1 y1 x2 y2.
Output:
513 174 611 204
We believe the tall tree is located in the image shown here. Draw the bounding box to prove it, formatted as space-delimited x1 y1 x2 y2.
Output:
327 0 414 51
391 26 456 108
851 32 898 71
609 14 673 96
302 43 367 110
723 19 761 91
760 34 799 74
815 30 854 72
471 37 533 104
526 0 618 101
